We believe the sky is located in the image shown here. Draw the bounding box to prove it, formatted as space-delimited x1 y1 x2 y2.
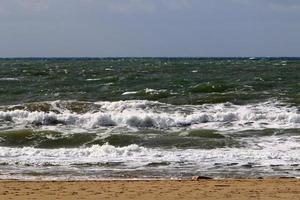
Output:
0 0 300 57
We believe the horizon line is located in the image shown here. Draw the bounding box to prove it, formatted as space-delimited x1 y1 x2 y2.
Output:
1 56 300 59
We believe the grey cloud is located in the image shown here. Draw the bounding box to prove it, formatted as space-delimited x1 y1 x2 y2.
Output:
266 1 300 11
17 0 49 11
263 0 300 5
86 0 191 14
0 0 49 16
234 0 300 11
0 0 299 57
0 0 192 16
105 0 156 14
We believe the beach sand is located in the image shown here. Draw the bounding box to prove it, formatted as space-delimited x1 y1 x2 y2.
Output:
0 179 299 200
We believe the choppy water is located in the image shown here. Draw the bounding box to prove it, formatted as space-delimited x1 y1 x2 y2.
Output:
0 58 299 180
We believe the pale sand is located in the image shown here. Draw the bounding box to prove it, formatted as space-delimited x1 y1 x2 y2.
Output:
0 179 299 200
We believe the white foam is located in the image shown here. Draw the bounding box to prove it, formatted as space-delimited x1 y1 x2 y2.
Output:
86 78 102 81
144 88 167 94
0 136 299 170
0 78 19 81
122 91 138 95
0 100 299 132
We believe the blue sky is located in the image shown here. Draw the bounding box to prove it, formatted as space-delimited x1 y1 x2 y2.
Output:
0 0 300 57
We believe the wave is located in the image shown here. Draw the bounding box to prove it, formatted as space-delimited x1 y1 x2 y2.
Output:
0 137 299 171
0 100 299 132
0 129 241 149
121 88 172 100
0 78 20 81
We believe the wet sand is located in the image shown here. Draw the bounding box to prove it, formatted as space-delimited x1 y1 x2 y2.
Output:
0 179 299 200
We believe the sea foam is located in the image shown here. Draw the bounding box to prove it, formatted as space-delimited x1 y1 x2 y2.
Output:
0 100 299 132
0 137 299 171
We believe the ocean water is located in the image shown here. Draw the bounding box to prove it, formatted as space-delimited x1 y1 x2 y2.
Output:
0 57 299 180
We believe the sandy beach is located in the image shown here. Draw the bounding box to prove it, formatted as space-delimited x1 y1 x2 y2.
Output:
0 179 299 200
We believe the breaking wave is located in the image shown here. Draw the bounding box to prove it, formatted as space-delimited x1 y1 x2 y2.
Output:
0 137 299 178
0 100 299 132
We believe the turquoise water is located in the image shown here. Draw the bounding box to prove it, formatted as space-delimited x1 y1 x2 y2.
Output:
0 58 299 180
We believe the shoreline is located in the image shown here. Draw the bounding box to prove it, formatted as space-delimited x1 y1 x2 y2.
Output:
0 176 298 181
1 179 299 200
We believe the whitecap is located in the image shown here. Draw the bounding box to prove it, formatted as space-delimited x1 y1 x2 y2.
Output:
0 100 299 132
122 91 138 95
0 78 19 81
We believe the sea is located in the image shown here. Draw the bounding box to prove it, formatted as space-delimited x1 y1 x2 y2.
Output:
0 57 299 180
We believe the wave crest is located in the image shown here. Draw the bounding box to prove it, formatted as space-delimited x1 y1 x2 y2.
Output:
0 100 299 131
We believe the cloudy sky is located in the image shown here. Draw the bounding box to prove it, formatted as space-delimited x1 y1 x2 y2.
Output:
0 0 300 57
